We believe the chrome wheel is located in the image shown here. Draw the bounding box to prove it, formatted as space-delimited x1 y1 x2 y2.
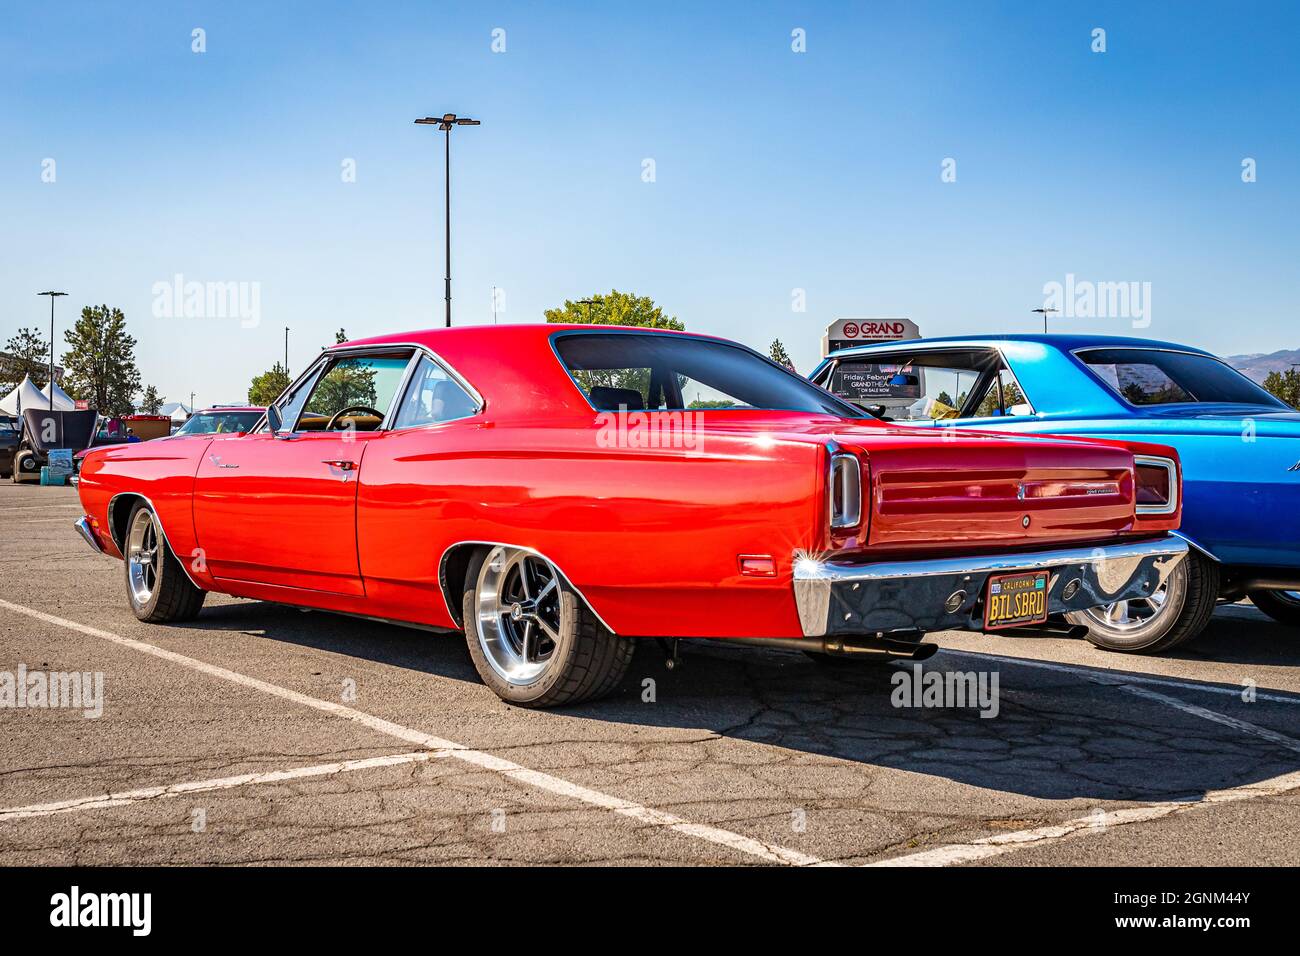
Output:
1084 581 1172 632
1069 555 1190 650
474 547 566 686
126 507 161 607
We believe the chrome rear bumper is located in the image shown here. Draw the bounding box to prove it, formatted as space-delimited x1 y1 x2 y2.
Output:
74 516 105 555
793 536 1189 638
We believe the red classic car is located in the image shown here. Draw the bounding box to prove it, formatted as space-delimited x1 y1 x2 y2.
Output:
73 325 1188 707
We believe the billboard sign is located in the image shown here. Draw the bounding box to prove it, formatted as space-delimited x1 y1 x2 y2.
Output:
822 317 919 357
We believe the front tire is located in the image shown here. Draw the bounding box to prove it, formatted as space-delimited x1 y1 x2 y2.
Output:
1066 548 1219 653
1249 589 1300 627
123 502 206 623
462 546 632 708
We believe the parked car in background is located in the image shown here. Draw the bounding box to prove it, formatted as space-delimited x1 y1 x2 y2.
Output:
173 406 265 436
12 408 100 483
811 334 1300 651
74 325 1188 708
0 415 19 478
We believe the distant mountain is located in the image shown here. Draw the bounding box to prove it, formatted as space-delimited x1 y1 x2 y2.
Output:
1224 349 1300 384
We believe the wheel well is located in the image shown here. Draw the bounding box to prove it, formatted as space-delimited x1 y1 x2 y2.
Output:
437 542 615 634
107 494 144 552
439 543 490 627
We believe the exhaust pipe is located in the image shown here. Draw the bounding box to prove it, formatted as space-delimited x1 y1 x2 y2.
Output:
730 633 938 661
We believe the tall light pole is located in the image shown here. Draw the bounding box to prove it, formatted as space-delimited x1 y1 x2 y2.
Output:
37 291 67 409
1031 307 1059 334
578 298 599 323
284 326 290 373
415 113 480 327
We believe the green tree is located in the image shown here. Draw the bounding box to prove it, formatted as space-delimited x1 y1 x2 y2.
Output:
544 290 684 330
769 338 794 370
248 362 291 406
139 384 164 415
309 329 377 414
1 327 51 393
61 305 141 415
544 292 682 401
1262 369 1300 409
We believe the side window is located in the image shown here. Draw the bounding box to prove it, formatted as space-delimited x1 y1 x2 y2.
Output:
966 368 1033 419
823 349 1027 422
296 352 413 432
273 361 326 432
391 355 479 429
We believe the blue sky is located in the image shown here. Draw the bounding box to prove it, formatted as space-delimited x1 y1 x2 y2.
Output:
2 1 1297 406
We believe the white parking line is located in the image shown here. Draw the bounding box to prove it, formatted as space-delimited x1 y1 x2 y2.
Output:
940 648 1300 705
0 751 441 821
870 766 1300 866
869 679 1300 866
1119 685 1300 754
0 598 831 867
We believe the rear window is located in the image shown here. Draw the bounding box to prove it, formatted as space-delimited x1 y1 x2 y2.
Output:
1077 348 1284 408
555 332 864 416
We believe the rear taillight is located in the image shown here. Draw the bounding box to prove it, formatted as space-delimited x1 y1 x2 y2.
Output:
829 451 862 529
1134 455 1177 515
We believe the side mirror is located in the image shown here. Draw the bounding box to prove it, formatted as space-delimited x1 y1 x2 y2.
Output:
266 405 283 433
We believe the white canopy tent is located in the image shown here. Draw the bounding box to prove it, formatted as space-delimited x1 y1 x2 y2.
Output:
39 380 77 411
0 375 52 416
160 401 192 422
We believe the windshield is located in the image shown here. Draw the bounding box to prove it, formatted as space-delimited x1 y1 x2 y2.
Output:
176 410 263 435
555 332 865 417
1077 348 1286 408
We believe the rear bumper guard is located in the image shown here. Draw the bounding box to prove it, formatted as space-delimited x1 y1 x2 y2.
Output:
793 536 1189 638
74 516 105 555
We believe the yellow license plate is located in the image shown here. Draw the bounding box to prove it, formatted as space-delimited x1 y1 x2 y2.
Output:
984 571 1050 630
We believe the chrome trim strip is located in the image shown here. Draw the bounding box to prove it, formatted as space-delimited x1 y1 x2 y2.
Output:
106 492 205 591
828 449 861 529
1134 454 1179 516
74 516 104 555
799 536 1187 583
437 540 618 635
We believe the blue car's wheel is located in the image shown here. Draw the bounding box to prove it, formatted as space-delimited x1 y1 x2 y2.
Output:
1249 590 1300 628
1067 549 1219 653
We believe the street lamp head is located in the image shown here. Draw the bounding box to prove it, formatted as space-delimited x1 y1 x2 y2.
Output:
415 114 480 131
38 291 68 297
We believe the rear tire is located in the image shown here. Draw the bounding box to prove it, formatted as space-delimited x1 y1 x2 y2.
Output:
123 501 206 623
1066 549 1218 654
461 546 632 708
1249 589 1300 628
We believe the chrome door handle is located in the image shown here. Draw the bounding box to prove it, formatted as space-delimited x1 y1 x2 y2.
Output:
322 459 356 471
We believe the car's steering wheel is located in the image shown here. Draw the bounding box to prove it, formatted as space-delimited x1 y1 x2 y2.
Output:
325 405 384 431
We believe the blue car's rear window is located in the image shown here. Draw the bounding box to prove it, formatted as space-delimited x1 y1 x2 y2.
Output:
1077 348 1286 408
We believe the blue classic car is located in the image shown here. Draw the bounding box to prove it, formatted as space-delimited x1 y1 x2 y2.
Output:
810 334 1300 653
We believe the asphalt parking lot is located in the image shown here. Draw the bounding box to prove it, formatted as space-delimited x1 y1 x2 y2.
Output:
2 481 1298 866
